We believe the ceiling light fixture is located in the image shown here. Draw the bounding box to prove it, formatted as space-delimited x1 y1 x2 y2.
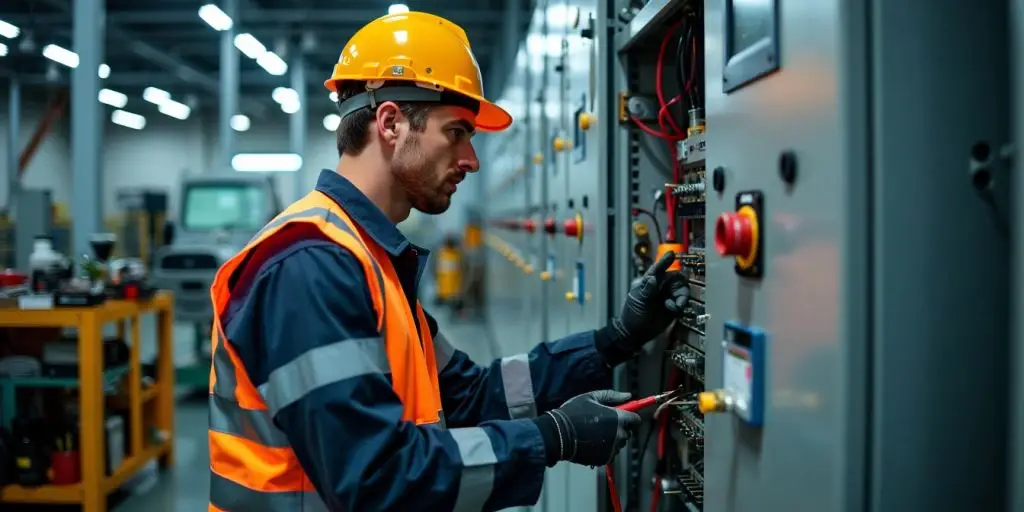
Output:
98 88 128 108
198 4 234 31
388 4 410 15
158 99 191 120
0 20 20 39
142 87 171 105
41 44 79 68
323 114 341 131
232 153 303 172
230 114 251 132
111 110 146 130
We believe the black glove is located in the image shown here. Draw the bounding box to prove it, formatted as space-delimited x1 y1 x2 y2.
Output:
532 390 641 467
595 251 690 366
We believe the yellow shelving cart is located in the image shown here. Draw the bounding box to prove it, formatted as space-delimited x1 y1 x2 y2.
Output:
0 292 176 512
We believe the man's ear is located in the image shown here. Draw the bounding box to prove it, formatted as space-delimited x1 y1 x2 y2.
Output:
375 101 401 147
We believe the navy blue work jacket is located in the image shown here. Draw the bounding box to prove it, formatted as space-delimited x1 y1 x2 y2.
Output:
222 169 613 511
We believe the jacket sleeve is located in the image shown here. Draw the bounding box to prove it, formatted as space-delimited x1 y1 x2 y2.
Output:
237 242 548 511
426 310 614 426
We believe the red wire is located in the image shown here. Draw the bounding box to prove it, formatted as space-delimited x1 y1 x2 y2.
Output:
655 22 685 136
606 464 623 512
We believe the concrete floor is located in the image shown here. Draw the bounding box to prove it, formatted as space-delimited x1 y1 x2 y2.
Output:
98 306 496 511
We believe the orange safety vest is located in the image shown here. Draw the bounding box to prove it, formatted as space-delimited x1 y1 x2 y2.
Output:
207 190 445 511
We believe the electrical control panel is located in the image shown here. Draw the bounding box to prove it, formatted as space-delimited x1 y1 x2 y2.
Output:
479 0 1014 510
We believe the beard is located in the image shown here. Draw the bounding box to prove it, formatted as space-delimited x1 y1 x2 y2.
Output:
392 133 456 215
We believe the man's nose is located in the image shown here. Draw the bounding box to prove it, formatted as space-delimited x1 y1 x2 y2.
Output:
457 144 480 173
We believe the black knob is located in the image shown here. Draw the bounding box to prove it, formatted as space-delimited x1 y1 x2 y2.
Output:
712 167 726 193
778 150 798 185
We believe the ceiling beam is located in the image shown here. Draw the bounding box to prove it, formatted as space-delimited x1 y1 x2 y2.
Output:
2 8 511 27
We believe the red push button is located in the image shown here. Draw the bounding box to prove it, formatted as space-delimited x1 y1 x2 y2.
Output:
715 211 754 257
543 217 557 234
563 219 579 237
522 218 537 233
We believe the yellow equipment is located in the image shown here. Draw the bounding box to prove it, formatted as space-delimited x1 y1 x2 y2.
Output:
434 241 464 304
323 11 513 132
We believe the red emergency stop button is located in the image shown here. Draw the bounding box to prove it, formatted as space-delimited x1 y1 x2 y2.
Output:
715 205 760 271
522 218 537 233
563 213 584 241
715 211 753 257
543 217 557 234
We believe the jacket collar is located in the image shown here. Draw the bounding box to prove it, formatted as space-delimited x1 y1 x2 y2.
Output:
314 169 411 257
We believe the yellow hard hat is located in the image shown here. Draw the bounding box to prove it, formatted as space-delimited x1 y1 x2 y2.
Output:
325 11 512 132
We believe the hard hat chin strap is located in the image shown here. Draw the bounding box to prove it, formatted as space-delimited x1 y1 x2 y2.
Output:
336 85 480 120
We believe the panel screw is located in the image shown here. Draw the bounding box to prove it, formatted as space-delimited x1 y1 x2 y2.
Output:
779 150 798 185
712 167 726 193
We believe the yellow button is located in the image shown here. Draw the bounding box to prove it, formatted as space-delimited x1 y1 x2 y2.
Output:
553 137 566 152
565 291 576 301
579 112 593 131
523 265 534 274
533 153 544 164
540 271 552 281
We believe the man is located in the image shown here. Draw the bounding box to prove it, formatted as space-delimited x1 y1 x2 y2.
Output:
206 11 690 512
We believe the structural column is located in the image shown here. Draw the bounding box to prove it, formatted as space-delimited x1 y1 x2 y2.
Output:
71 0 105 260
219 0 240 174
7 78 19 210
290 52 307 201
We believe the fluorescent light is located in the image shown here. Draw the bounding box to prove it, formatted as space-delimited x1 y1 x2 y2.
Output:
232 153 303 172
256 52 288 75
230 114 251 132
388 4 410 15
42 44 79 68
233 33 265 59
329 91 338 103
0 43 7 58
98 88 128 108
158 99 191 120
280 100 300 114
272 87 298 105
323 114 341 131
111 110 146 130
142 87 171 105
0 20 20 39
198 4 233 31
98 64 110 79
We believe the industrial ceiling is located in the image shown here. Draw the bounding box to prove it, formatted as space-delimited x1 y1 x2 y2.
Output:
0 0 528 122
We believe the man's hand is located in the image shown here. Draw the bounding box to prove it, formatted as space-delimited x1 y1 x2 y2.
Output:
598 251 690 366
540 390 641 467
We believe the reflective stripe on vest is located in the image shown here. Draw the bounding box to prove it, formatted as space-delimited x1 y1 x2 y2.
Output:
209 191 445 510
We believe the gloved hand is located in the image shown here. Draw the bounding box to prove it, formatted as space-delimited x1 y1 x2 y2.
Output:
534 390 641 467
596 251 690 366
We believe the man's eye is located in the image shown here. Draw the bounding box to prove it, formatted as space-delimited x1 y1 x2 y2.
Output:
448 128 471 142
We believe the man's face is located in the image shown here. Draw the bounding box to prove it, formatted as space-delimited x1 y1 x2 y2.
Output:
391 106 479 214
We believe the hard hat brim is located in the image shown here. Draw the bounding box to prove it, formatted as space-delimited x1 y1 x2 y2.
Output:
470 96 513 132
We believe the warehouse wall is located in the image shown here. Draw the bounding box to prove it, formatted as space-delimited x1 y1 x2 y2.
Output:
0 98 71 208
